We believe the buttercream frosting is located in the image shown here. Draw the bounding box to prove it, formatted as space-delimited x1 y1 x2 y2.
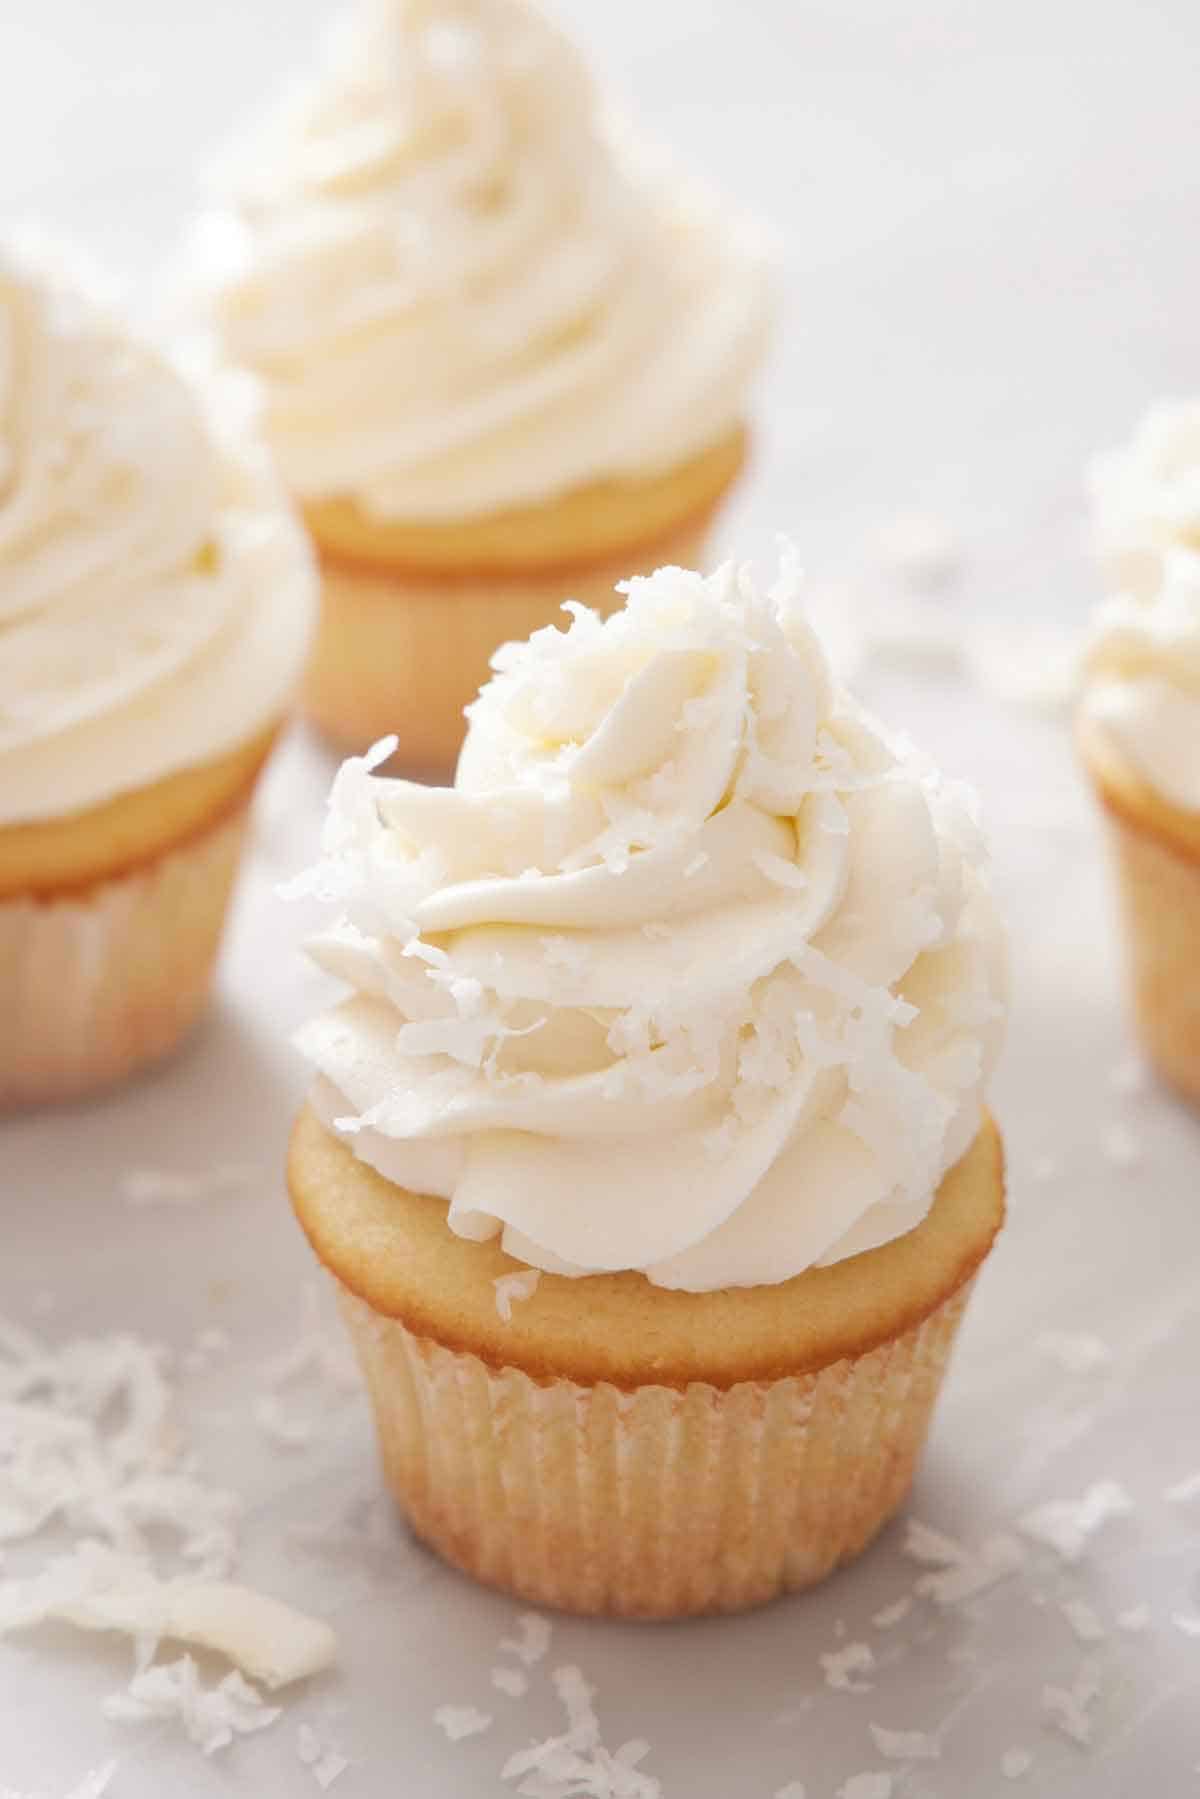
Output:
197 0 771 520
1081 547 1200 814
292 552 1006 1291
1090 399 1200 596
0 244 316 827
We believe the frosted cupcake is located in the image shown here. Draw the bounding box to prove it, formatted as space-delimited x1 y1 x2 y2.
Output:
286 553 1006 1616
195 0 771 770
1078 549 1200 1102
0 246 315 1107
1090 399 1200 598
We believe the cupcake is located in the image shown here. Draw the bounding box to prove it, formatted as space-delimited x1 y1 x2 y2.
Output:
0 246 315 1107
1090 398 1200 598
1078 549 1200 1102
194 0 771 771
286 553 1007 1617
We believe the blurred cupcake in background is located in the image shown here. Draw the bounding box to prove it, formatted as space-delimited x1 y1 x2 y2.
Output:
0 243 315 1108
191 0 772 771
1078 548 1200 1103
1090 399 1200 598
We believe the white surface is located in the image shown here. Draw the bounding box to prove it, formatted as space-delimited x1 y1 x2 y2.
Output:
4 2 1200 1795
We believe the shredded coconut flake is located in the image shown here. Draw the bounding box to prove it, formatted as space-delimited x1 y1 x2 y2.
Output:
774 1784 807 1799
103 1655 281 1755
820 1641 874 1692
1001 1747 1033 1779
907 1527 1025 1604
500 1664 662 1797
871 1596 913 1630
434 1704 493 1742
839 1776 892 1799
1109 1056 1147 1096
499 1610 552 1667
2 1766 120 1799
1100 1123 1141 1168
1061 1599 1106 1643
493 1271 541 1322
492 1665 530 1698
869 1723 939 1760
118 1164 253 1206
1118 1604 1150 1633
0 1543 335 1688
297 1722 348 1788
1172 1612 1200 1637
1036 1331 1113 1375
1018 1481 1134 1562
1164 1471 1200 1503
1041 1667 1100 1746
0 1315 237 1575
255 1393 315 1451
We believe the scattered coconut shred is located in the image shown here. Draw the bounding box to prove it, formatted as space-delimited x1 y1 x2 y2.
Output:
0 1313 336 1761
1 1766 118 1799
494 1271 541 1322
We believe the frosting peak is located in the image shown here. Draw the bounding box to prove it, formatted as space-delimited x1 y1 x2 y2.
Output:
0 244 316 826
199 0 772 519
294 555 1006 1291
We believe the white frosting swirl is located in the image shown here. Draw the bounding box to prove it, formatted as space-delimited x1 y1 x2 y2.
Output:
1081 548 1200 814
0 245 316 827
1090 399 1200 597
199 0 771 519
293 554 1006 1291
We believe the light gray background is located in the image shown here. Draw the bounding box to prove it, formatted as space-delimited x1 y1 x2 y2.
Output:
3 3 1200 1796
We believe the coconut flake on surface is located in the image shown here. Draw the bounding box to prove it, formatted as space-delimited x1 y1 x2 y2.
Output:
1118 1604 1150 1633
118 1164 253 1206
1000 1747 1033 1779
774 1784 807 1799
499 1611 553 1667
1172 1613 1200 1637
254 1393 315 1451
819 1641 874 1692
1018 1481 1134 1562
1109 1056 1148 1096
871 1596 913 1630
1061 1598 1106 1644
1036 1332 1113 1375
0 1316 237 1576
904 1520 1025 1603
839 1775 893 1799
0 1766 120 1799
433 1705 493 1742
1041 1667 1101 1746
1099 1123 1141 1168
868 1723 939 1760
492 1665 529 1698
103 1657 281 1755
297 1723 349 1790
493 1271 541 1322
255 1288 361 1452
0 1544 335 1689
500 1664 662 1798
1164 1471 1200 1504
